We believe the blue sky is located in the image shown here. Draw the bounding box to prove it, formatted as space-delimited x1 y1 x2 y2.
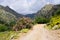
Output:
0 0 60 14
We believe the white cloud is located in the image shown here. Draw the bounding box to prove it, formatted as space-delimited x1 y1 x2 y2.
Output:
53 0 60 4
9 0 37 14
0 0 16 6
0 0 60 14
27 0 37 6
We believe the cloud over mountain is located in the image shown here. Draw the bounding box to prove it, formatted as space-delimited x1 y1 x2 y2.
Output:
0 0 60 14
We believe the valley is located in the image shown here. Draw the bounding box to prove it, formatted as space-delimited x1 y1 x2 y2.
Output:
0 3 60 40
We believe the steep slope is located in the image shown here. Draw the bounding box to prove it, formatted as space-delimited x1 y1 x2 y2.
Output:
4 6 23 18
0 5 23 18
36 4 54 18
25 4 60 19
35 4 60 18
0 5 16 24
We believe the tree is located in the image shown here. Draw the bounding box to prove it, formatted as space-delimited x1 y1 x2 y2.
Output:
13 17 34 31
0 24 8 32
35 17 49 24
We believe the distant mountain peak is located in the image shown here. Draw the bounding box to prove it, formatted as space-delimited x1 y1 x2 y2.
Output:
45 4 53 7
0 5 24 18
42 4 53 11
5 6 10 8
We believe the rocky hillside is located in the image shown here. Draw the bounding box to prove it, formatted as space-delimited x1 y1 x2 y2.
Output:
0 4 60 19
26 4 60 19
36 4 60 18
0 5 23 18
0 5 17 24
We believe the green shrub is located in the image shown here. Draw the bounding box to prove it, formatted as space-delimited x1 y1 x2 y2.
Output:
49 16 60 26
46 9 60 30
46 15 60 30
54 9 60 16
0 31 21 40
0 24 8 32
20 29 29 33
13 17 33 31
3 20 16 31
35 17 49 24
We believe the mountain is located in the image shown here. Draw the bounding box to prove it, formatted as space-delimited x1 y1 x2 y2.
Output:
0 4 60 20
25 4 55 19
36 4 54 18
25 4 60 19
25 13 36 19
0 5 23 18
4 6 24 18
0 5 17 24
35 4 60 18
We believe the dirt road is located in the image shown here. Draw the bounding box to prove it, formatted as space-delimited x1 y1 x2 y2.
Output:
18 24 60 40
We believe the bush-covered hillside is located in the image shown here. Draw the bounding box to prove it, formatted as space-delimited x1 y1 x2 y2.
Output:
13 17 34 31
0 9 16 23
0 6 17 31
46 9 60 30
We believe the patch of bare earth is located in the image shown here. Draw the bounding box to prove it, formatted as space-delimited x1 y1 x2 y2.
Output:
14 24 60 40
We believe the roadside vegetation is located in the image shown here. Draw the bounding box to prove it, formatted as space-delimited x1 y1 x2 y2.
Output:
13 17 34 31
0 17 34 40
0 29 29 40
34 9 60 30
34 17 50 24
45 9 60 30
